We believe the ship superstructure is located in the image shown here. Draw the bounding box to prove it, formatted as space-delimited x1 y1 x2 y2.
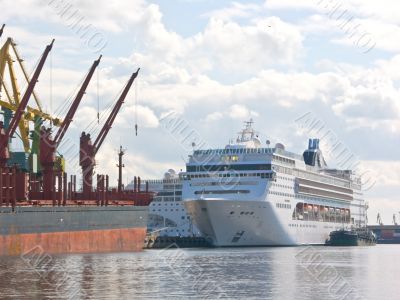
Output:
182 120 366 246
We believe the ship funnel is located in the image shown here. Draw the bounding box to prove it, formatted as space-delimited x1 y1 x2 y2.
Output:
303 138 327 168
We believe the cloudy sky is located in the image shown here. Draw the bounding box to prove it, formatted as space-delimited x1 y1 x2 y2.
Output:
1 0 399 223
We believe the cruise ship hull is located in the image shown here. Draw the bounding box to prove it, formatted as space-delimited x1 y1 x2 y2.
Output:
184 199 345 247
0 206 148 256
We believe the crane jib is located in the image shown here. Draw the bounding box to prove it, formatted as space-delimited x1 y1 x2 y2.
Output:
53 55 102 147
6 40 54 143
93 68 140 154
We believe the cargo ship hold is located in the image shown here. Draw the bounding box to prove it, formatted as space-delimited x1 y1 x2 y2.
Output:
0 28 153 256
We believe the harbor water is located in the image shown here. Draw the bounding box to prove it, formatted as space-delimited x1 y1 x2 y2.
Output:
0 245 399 299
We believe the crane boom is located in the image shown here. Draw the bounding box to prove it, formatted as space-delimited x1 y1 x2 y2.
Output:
93 68 140 154
40 55 101 202
0 24 4 38
3 38 30 152
79 68 139 199
53 55 102 147
1 39 54 148
1 37 63 156
0 39 54 168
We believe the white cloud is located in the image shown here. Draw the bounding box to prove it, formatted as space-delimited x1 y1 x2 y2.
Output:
116 104 159 128
94 143 183 184
204 112 224 122
363 160 400 187
203 2 261 21
266 0 400 53
189 16 304 73
0 0 148 33
107 13 305 76
202 104 258 122
228 104 258 120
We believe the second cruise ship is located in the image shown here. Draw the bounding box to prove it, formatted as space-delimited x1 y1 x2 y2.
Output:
182 120 367 246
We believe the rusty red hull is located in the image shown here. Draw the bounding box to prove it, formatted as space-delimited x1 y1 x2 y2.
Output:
0 205 149 256
1 227 146 256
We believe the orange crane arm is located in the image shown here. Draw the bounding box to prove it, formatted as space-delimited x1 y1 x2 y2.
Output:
93 68 140 154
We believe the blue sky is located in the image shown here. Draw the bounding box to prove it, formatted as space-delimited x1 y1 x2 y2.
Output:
1 0 399 223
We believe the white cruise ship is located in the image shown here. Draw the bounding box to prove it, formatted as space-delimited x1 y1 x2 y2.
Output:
182 120 367 246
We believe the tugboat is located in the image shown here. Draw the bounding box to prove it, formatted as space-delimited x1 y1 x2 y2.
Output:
325 228 377 246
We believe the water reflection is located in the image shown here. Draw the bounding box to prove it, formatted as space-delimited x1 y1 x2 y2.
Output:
0 245 399 299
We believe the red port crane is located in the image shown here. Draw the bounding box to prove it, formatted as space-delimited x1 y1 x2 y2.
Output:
80 68 140 199
40 55 102 201
0 39 54 168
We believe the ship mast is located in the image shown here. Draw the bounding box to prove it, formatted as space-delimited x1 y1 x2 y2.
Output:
117 145 125 193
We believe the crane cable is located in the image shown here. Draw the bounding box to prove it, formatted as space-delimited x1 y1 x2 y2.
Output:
97 67 100 124
49 48 53 128
84 83 124 136
135 75 138 136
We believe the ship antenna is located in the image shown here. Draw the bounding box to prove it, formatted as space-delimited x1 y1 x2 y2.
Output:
117 145 126 193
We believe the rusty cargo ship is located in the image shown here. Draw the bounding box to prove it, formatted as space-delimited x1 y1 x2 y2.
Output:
0 204 149 256
1 164 153 256
0 27 153 256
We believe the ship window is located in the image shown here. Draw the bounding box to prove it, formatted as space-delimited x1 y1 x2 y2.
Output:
194 190 250 195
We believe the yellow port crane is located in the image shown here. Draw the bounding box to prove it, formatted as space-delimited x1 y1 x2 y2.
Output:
0 34 62 155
